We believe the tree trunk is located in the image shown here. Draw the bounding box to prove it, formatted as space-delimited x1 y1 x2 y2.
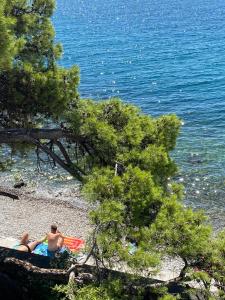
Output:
1 257 69 283
0 128 65 143
0 128 85 179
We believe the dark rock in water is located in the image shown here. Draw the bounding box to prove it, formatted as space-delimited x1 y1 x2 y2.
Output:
14 181 26 189
187 154 204 164
0 272 24 300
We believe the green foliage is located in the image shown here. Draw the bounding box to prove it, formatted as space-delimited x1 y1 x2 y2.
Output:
0 0 16 70
66 98 180 182
53 283 110 300
49 250 73 269
1 65 79 125
73 98 212 275
84 166 164 269
203 230 225 290
53 278 145 300
84 165 211 271
72 285 112 300
0 159 13 171
159 295 178 300
0 0 79 127
190 270 211 290
149 200 212 260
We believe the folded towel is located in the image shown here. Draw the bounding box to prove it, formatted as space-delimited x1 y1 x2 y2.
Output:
63 236 85 252
32 236 85 257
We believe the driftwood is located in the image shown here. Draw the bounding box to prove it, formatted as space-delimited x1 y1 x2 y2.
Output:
2 257 69 283
3 258 93 285
0 186 20 199
0 246 98 281
0 246 96 299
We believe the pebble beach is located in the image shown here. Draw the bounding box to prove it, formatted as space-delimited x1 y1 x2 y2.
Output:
0 187 91 241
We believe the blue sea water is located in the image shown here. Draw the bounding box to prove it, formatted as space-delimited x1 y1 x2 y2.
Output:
52 0 225 228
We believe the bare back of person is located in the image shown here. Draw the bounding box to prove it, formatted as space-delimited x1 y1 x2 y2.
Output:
47 232 63 251
46 225 64 252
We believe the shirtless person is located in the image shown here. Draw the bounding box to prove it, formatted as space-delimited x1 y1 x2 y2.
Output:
46 224 64 256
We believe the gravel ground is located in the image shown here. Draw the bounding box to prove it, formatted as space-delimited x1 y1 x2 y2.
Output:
0 189 92 241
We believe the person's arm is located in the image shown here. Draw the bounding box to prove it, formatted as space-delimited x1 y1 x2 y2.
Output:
57 232 65 239
37 234 47 244
42 234 48 242
56 232 64 248
57 230 65 239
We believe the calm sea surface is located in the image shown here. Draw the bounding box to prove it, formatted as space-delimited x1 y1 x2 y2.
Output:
3 0 225 229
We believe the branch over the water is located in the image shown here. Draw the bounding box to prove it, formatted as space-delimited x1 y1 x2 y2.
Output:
0 128 65 143
0 128 84 180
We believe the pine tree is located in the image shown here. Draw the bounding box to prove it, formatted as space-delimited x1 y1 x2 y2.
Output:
0 0 79 127
65 98 212 275
0 0 16 70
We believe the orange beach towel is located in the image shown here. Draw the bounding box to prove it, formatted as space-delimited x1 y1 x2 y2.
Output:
63 236 85 253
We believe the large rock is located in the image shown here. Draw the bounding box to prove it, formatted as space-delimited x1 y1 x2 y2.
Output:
0 272 25 300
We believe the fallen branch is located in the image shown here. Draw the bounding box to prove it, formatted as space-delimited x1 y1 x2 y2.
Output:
1 257 95 287
0 186 20 199
0 128 65 143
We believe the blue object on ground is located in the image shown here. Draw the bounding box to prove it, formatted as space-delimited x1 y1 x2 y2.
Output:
33 242 67 257
128 242 137 255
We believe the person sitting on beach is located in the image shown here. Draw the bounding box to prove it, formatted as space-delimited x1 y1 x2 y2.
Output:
46 224 64 256
16 232 44 253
